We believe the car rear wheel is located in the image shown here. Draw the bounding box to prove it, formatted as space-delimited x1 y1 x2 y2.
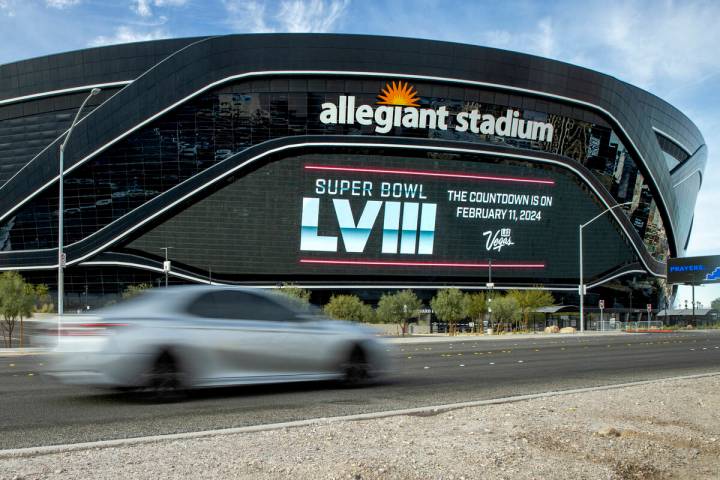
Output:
340 346 372 387
141 352 185 401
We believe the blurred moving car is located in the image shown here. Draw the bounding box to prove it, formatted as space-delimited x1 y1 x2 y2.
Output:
38 286 389 395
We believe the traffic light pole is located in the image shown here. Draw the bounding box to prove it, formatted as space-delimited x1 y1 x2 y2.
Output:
692 284 696 326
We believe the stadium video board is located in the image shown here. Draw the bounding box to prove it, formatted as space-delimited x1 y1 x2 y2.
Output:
667 255 720 285
127 152 638 283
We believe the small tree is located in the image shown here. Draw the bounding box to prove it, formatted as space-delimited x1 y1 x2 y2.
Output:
324 294 375 323
377 289 422 335
507 289 555 331
33 284 53 313
712 297 720 312
121 283 153 300
464 292 487 333
492 295 521 333
0 271 38 348
278 283 311 304
431 288 466 335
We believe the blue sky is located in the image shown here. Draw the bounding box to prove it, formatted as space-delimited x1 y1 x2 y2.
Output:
1 0 718 307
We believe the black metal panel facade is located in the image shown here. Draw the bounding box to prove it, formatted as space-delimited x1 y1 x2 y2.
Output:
0 34 707 299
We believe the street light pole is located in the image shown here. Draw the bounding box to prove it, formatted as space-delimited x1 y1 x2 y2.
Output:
487 258 494 334
579 201 633 333
58 88 101 323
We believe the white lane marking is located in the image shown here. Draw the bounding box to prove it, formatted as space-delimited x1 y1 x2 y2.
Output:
1 371 718 459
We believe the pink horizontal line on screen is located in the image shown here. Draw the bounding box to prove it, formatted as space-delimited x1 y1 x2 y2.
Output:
300 259 545 269
304 164 555 186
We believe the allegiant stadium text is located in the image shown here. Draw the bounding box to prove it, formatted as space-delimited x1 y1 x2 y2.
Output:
319 96 555 142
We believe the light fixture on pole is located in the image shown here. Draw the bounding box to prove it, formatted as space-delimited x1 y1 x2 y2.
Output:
160 246 173 288
58 87 101 329
578 201 633 333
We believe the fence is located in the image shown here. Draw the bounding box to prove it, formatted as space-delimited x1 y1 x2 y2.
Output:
622 321 664 331
590 320 665 331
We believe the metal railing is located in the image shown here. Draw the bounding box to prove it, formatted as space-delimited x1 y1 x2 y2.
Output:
622 321 664 331
592 320 624 331
587 320 665 331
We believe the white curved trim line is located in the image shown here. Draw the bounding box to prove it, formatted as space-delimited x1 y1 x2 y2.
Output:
0 38 212 194
652 126 694 157
0 82 133 189
79 260 214 284
0 264 56 271
0 81 132 106
0 141 661 278
672 169 703 189
587 269 648 289
0 70 678 240
77 260 648 290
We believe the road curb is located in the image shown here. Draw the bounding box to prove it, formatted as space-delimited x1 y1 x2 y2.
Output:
0 348 48 357
2 371 719 459
386 331 630 344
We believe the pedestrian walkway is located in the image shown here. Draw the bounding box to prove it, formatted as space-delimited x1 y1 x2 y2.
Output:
0 347 47 357
387 330 632 344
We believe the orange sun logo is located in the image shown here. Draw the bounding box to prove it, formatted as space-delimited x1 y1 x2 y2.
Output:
377 81 420 107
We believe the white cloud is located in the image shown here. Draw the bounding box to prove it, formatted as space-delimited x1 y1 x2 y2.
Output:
132 0 187 18
89 25 168 46
45 0 81 8
0 0 15 16
482 17 556 58
468 2 720 94
277 0 348 32
133 0 152 17
574 2 720 91
224 0 273 33
224 0 349 33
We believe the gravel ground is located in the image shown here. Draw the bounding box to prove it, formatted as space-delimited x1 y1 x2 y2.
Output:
3 375 719 480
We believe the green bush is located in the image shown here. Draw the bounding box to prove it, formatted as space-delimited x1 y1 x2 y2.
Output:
121 283 153 300
324 294 375 323
492 295 521 332
277 283 311 303
431 288 466 335
377 290 422 335
0 271 43 347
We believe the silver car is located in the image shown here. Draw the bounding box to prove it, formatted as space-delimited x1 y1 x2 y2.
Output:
42 286 389 395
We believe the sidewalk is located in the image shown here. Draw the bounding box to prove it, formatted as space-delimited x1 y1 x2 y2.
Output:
386 330 630 344
0 329 695 355
0 347 47 357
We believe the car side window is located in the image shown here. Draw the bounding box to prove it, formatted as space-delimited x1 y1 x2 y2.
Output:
187 290 294 321
186 292 220 318
222 291 294 322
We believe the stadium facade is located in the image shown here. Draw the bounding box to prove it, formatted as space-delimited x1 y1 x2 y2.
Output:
0 34 707 308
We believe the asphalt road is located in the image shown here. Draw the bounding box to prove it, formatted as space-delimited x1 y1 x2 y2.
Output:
2 331 720 450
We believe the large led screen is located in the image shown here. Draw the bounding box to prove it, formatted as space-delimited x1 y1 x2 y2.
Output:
125 150 638 284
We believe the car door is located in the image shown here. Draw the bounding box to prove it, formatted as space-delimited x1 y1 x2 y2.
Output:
186 289 339 383
247 293 341 377
184 290 283 383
